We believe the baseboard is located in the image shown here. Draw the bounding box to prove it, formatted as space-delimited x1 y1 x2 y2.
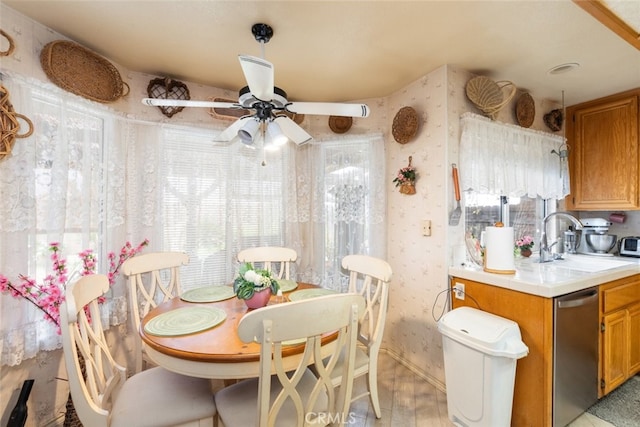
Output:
380 347 447 393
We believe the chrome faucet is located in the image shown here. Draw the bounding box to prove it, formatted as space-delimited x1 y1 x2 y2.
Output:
539 212 583 262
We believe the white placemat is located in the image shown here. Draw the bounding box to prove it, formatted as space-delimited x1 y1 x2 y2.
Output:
277 279 298 293
180 285 235 303
144 306 227 336
288 288 338 302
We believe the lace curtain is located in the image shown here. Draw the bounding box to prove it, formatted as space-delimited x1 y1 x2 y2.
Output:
290 135 387 291
459 112 569 199
0 73 130 365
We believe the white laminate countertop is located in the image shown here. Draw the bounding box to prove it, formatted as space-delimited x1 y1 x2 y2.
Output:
449 254 640 298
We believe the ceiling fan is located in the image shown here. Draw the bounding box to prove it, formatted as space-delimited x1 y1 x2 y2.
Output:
142 23 370 147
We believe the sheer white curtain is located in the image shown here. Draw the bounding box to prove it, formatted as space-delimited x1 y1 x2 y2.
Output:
459 112 569 199
0 73 129 366
288 134 387 290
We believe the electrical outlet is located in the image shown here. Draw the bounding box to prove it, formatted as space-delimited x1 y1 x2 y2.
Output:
453 283 465 300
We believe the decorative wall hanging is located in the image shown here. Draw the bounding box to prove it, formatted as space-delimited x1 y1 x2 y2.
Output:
515 92 535 128
40 40 129 103
0 29 16 56
393 156 417 195
328 115 352 134
465 76 515 120
147 77 191 118
543 109 563 132
0 84 34 162
392 106 418 144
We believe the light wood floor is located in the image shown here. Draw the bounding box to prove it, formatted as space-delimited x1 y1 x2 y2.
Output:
338 351 611 427
214 350 612 426
347 351 451 426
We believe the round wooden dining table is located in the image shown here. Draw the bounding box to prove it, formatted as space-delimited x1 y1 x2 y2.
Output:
139 282 338 380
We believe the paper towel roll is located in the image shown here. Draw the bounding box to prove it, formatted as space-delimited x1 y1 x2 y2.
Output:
484 226 516 274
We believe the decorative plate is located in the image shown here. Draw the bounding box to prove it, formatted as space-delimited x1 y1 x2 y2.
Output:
392 106 418 144
277 279 298 293
180 286 235 303
147 77 190 118
144 306 227 337
516 92 535 128
288 288 338 302
329 115 353 134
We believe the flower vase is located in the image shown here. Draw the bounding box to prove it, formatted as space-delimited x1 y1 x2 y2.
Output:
244 288 271 309
521 248 532 258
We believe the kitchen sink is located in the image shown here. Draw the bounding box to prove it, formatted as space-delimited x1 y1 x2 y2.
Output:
536 255 635 273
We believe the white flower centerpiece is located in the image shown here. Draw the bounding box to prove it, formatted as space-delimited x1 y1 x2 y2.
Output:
233 262 279 308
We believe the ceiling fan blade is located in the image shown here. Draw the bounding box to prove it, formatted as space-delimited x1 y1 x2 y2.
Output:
214 117 253 142
274 116 313 146
238 55 274 101
142 98 240 109
286 102 370 118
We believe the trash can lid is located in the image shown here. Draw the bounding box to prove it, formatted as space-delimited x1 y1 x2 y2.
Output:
437 307 529 359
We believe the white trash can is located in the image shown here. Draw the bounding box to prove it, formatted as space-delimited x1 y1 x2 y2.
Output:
438 307 529 427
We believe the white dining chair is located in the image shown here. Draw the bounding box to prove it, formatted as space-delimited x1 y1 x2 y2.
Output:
332 254 393 419
122 251 189 373
237 246 297 280
214 293 365 427
60 274 217 427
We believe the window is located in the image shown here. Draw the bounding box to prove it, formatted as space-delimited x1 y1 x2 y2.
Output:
160 127 287 289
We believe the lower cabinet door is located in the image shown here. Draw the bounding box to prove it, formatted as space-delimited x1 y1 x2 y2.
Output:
602 310 628 395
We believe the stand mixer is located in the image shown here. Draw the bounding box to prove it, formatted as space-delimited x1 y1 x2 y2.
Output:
577 218 617 256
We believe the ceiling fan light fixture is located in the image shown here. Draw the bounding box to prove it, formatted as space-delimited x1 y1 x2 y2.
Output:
267 121 288 146
238 119 261 144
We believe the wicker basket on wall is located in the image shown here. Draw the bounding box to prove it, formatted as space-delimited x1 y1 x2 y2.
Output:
40 40 129 103
466 76 516 120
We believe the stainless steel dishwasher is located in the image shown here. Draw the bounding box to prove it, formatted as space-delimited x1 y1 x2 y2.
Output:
553 286 599 427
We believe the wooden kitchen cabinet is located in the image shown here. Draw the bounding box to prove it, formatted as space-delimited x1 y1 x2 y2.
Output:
566 88 640 210
599 276 640 396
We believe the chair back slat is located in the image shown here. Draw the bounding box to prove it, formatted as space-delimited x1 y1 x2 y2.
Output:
122 251 189 372
237 246 297 280
61 275 126 427
342 255 392 350
238 293 364 427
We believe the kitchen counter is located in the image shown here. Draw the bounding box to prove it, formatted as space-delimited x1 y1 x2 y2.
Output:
449 254 640 298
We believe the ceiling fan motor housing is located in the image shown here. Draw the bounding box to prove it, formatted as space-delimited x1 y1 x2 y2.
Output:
252 23 273 43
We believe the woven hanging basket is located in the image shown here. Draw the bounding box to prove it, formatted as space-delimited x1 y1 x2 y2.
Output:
1 84 34 162
328 115 352 134
392 106 419 144
465 76 516 120
0 29 16 56
544 109 564 132
516 92 535 128
40 40 129 103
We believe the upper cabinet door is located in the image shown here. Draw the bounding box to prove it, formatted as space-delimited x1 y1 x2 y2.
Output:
567 90 639 210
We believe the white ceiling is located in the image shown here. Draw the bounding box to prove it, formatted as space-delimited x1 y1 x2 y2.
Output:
4 0 640 107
